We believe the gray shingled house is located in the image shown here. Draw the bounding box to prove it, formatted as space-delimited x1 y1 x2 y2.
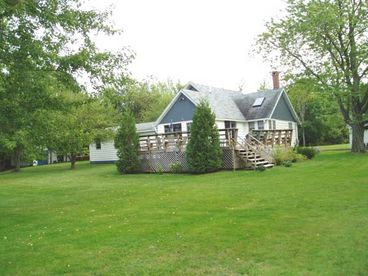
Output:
90 74 300 171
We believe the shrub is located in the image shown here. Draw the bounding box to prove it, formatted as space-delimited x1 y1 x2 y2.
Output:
283 161 292 167
170 162 183 173
156 165 164 175
297 147 317 159
255 165 266 172
186 101 222 174
271 146 289 165
272 146 305 165
292 153 307 162
114 110 139 174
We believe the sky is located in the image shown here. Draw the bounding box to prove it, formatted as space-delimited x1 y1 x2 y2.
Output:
88 0 286 92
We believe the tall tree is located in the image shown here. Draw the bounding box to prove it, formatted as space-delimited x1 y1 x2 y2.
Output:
287 79 317 146
287 78 348 146
186 101 222 174
48 93 114 170
257 0 368 152
101 78 180 123
0 0 132 171
114 110 139 174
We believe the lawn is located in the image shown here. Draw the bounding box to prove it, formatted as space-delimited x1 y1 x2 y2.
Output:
0 149 367 275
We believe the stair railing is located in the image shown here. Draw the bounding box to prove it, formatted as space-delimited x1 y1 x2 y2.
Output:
244 134 273 163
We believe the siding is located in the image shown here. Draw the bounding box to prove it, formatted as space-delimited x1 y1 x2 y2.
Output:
272 94 296 121
89 140 118 162
159 93 196 124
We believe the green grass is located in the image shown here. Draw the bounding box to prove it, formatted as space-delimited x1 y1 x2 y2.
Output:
318 143 350 151
1 150 367 275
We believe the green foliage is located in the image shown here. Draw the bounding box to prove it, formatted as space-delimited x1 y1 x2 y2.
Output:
101 78 180 123
255 165 266 172
186 101 222 174
257 0 368 152
272 146 305 166
283 161 292 168
48 92 114 169
0 0 132 171
297 147 317 160
170 162 183 174
114 110 139 174
287 79 348 146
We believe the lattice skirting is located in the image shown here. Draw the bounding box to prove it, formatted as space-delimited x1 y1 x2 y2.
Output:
139 148 246 172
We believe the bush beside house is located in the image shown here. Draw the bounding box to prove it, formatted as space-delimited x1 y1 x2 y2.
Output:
186 101 222 174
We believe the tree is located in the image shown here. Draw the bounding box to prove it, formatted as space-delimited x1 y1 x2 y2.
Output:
186 101 222 174
114 110 139 174
257 0 368 152
0 0 132 171
101 78 180 123
49 93 114 169
287 79 317 146
287 79 348 146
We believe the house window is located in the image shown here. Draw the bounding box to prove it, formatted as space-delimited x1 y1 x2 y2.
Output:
249 122 255 131
165 123 182 133
225 121 237 129
95 139 101 150
186 122 192 132
288 122 293 129
164 125 171 133
173 123 182 132
258 121 264 130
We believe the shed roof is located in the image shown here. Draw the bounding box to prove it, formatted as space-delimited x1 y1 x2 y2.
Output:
136 121 156 133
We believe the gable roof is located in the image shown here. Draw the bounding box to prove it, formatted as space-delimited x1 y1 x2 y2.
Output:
156 81 299 124
182 83 245 121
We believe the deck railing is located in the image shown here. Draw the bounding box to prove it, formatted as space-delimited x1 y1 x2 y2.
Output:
251 129 293 146
138 128 238 152
138 128 292 152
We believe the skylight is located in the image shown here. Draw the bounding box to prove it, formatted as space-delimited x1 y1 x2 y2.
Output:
253 97 265 107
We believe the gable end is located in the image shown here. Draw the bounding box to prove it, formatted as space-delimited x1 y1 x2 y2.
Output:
271 93 297 122
159 93 196 124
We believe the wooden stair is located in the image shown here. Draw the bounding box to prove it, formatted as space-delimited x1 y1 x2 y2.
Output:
233 136 274 169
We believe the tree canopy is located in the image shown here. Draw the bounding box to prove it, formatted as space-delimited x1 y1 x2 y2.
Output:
0 0 132 171
257 0 368 152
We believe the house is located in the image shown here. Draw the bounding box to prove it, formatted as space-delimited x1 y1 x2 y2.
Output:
349 124 368 148
90 72 300 170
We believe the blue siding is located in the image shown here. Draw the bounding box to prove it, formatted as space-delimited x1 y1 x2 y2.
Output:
159 93 196 124
272 94 296 121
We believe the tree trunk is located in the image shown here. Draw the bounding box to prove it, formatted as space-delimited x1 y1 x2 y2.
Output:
70 154 77 170
351 123 366 153
301 126 306 147
14 146 21 172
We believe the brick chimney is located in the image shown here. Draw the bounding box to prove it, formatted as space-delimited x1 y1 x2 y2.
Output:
272 71 280 90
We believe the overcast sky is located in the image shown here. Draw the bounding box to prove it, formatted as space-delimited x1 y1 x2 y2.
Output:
88 0 286 92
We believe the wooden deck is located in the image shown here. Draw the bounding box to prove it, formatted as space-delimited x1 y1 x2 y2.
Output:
138 128 292 153
137 128 293 172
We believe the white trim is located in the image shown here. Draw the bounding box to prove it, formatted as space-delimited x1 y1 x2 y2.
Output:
184 81 201 92
244 118 269 122
216 118 247 123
